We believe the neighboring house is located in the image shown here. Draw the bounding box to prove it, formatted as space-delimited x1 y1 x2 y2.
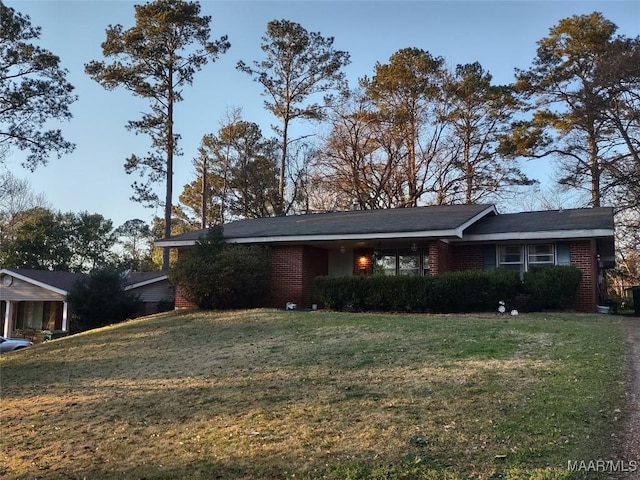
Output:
156 204 615 313
0 269 174 337
125 271 176 316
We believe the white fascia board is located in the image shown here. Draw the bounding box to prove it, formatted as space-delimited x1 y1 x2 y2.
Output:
124 275 169 291
454 205 498 238
0 269 69 296
155 239 199 247
460 228 614 242
225 230 459 244
156 230 460 247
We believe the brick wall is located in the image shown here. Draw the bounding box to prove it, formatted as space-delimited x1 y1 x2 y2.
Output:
302 247 329 307
450 244 484 271
175 248 198 309
174 286 197 309
270 246 304 309
271 245 328 309
428 241 450 275
353 248 374 275
570 240 598 312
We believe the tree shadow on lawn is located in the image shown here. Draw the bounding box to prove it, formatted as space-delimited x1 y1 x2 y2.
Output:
2 354 552 480
1 368 464 479
0 311 628 479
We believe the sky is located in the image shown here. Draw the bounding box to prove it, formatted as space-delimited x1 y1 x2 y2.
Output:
3 0 640 228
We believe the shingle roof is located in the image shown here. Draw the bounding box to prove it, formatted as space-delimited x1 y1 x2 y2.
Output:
126 271 167 285
124 271 168 290
0 269 168 294
158 204 496 245
465 207 614 235
1 269 86 293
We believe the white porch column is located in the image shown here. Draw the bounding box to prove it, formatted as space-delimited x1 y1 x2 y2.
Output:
3 301 14 337
61 301 69 332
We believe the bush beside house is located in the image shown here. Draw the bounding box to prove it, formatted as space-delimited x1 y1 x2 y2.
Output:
522 265 583 311
314 266 582 314
169 227 271 309
67 269 141 332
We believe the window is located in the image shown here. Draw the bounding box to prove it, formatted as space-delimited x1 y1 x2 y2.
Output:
496 244 556 272
528 244 554 265
16 301 44 330
373 248 429 276
398 250 420 276
422 249 431 276
374 250 396 276
498 245 524 272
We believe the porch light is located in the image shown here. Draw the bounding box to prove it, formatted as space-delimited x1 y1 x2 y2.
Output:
358 255 368 267
411 243 418 252
340 245 346 254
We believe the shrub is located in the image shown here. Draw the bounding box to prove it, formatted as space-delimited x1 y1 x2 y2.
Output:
314 269 522 313
523 265 583 310
208 245 272 308
169 227 271 309
67 268 141 332
420 269 522 313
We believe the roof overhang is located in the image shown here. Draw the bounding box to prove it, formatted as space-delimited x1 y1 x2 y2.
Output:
124 275 169 290
155 205 498 248
157 229 466 247
459 228 614 242
0 269 69 296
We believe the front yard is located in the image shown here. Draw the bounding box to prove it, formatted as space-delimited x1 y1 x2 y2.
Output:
0 310 630 479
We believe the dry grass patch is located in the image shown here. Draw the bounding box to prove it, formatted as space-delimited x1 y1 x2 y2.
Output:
0 309 628 479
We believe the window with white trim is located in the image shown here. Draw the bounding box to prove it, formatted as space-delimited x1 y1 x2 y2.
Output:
422 249 430 276
498 245 524 272
528 244 554 266
496 244 556 272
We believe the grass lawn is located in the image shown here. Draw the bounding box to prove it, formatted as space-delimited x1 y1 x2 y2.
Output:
0 309 630 479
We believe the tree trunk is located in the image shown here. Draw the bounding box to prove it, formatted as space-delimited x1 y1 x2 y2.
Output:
201 154 208 229
465 129 473 204
277 116 288 215
407 114 418 206
589 134 601 207
163 67 174 272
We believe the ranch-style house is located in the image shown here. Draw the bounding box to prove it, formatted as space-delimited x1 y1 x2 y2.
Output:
156 204 615 313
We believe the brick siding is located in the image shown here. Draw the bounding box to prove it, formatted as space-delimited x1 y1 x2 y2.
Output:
175 286 197 309
175 247 197 309
428 241 450 275
353 248 374 275
450 244 484 271
270 246 304 309
303 247 329 307
271 245 328 309
570 240 598 313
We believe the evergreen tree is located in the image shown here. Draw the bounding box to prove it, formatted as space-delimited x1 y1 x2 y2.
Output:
442 62 534 204
85 0 230 269
0 3 76 169
511 12 638 208
237 19 350 214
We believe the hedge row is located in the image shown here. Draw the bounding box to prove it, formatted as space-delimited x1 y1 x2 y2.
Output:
314 266 583 313
523 265 584 311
